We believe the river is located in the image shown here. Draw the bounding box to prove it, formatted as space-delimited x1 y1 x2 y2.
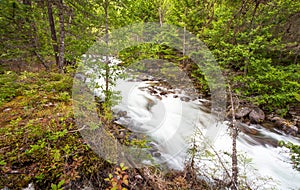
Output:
110 76 300 190
77 56 300 189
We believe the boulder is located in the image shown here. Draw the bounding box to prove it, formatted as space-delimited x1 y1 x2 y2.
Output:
249 107 265 123
235 107 252 119
281 124 298 136
272 117 299 136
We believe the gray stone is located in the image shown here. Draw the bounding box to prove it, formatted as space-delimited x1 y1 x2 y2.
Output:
235 107 252 119
249 108 265 123
153 152 161 157
180 96 190 102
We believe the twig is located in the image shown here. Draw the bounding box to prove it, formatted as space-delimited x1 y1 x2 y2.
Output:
68 125 86 133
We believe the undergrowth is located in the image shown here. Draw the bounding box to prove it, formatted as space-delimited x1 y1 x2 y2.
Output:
0 69 211 190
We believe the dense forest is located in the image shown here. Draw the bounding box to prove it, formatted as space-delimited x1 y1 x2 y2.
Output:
0 0 299 189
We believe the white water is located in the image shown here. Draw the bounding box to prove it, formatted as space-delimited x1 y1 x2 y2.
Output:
111 78 300 190
80 56 300 189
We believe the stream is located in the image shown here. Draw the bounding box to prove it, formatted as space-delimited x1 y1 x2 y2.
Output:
110 77 300 190
77 56 300 189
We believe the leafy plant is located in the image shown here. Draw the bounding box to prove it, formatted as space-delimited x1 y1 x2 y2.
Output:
105 163 129 190
51 180 65 190
279 141 300 171
0 71 19 106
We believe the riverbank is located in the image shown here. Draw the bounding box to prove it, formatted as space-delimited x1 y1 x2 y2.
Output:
0 69 212 189
1 64 299 189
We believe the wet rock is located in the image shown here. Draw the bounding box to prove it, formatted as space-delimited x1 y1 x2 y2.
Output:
180 96 190 102
116 111 127 117
283 125 298 136
199 106 211 114
235 107 252 119
149 89 157 94
153 152 161 157
199 99 211 107
160 91 168 96
154 95 162 100
249 108 265 124
237 122 258 135
271 117 298 136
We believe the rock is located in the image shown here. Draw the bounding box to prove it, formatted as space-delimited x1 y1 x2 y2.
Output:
292 116 300 128
235 107 252 119
116 111 127 117
236 122 258 135
160 91 168 96
149 89 157 94
153 152 161 157
199 99 211 107
180 96 190 102
271 116 282 122
271 117 298 136
154 95 162 100
282 125 298 136
249 108 265 124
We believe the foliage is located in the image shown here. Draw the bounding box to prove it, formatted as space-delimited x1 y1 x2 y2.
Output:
198 0 300 114
1 0 300 189
105 163 129 190
0 71 20 106
187 129 276 189
279 141 300 171
51 180 65 190
0 71 111 189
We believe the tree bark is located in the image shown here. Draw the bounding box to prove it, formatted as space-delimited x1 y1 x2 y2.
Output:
229 85 238 190
104 0 109 102
46 0 59 67
23 0 49 70
57 0 65 72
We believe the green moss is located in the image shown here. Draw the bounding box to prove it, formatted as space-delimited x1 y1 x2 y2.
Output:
0 70 112 189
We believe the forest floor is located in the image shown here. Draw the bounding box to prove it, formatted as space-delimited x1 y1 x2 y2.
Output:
0 66 212 189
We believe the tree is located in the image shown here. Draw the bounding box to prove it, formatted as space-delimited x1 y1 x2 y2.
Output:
46 0 59 68
57 0 65 72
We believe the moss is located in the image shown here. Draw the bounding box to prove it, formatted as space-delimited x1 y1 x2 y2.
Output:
0 70 112 189
0 69 213 189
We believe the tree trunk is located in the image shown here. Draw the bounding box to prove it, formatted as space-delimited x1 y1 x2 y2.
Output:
229 86 238 190
104 0 109 102
57 0 65 72
23 0 49 70
46 0 59 67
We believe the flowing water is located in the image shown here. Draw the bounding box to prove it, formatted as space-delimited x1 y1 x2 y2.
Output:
110 77 300 190
79 56 300 189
